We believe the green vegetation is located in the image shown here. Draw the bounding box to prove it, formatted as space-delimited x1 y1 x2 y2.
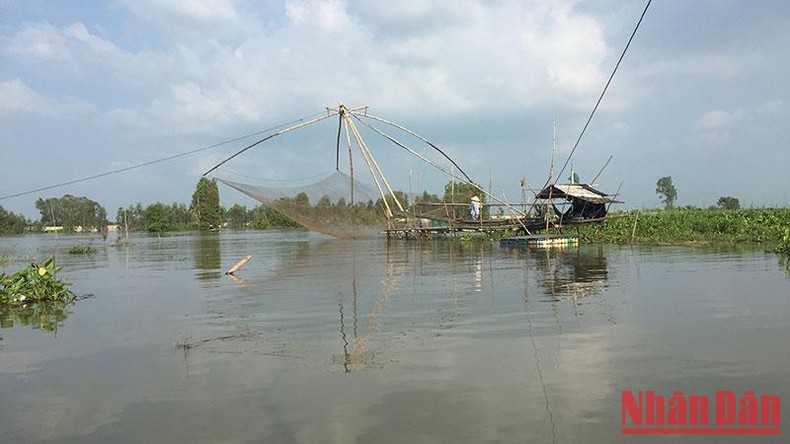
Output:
655 176 677 210
775 227 790 257
0 256 75 307
190 177 222 230
717 196 740 210
442 181 487 220
115 201 299 232
0 206 28 235
116 202 193 233
35 195 107 232
68 245 97 255
0 301 70 332
564 208 790 245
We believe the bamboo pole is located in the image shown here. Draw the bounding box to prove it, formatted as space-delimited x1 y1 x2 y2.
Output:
346 117 404 212
226 255 252 275
342 109 356 205
351 111 532 233
590 154 613 185
343 113 394 219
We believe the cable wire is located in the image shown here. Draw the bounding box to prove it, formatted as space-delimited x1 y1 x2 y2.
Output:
554 0 652 185
0 112 325 201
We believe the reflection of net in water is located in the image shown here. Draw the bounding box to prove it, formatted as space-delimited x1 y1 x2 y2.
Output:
218 172 389 239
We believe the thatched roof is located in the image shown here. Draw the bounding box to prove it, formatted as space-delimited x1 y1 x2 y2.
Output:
535 184 621 204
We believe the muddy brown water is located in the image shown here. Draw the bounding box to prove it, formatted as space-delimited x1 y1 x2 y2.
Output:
1 231 788 443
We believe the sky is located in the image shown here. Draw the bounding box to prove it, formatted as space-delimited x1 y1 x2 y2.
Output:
1 0 789 220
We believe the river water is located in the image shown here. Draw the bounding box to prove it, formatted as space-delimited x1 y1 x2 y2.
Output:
0 231 788 443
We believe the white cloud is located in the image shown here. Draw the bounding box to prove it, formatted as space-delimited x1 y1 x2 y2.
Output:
285 0 354 31
612 121 629 136
63 22 119 55
641 52 764 78
0 79 51 115
120 0 241 24
0 79 95 117
5 22 73 62
695 109 740 132
694 100 786 148
2 0 618 134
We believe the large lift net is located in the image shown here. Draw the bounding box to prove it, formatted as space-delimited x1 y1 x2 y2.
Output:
204 104 486 239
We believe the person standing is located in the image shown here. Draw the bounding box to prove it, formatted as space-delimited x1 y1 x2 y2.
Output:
469 196 482 221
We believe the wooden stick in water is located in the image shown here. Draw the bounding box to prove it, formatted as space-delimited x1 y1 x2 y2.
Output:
226 255 252 275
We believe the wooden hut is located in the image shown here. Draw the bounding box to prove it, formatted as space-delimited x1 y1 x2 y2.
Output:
535 183 621 220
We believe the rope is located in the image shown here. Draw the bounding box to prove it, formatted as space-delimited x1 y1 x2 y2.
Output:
0 112 326 201
355 113 474 183
203 111 337 176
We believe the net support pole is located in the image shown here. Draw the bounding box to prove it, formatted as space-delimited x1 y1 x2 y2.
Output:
343 113 395 220
345 114 404 213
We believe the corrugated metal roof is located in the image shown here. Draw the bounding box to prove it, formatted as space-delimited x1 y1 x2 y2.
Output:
536 184 618 204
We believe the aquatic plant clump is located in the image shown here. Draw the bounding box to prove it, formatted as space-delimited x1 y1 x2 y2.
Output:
775 228 790 273
0 256 76 307
571 208 790 245
775 228 790 255
68 245 97 255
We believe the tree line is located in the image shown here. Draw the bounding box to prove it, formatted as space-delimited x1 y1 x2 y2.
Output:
0 176 750 236
0 178 297 235
112 178 301 233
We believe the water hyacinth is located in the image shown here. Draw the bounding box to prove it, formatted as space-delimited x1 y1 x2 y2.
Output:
0 256 76 306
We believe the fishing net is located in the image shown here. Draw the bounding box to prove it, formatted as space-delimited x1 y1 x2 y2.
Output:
217 171 393 239
205 105 488 239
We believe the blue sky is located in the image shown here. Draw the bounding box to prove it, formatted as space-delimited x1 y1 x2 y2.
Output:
2 0 789 219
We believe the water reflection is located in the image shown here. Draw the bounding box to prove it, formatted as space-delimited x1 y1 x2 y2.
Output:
336 241 401 372
0 302 71 334
193 233 221 279
528 246 609 300
1 232 789 443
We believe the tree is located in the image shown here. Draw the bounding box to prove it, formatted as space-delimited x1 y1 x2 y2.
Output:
190 178 222 230
443 180 486 220
143 202 175 233
655 176 677 210
717 196 740 210
225 203 249 229
414 191 441 205
317 195 331 207
294 192 310 206
116 204 145 231
0 206 28 234
35 195 107 231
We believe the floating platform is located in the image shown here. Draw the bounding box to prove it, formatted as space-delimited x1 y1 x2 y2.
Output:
499 234 579 248
383 219 527 239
